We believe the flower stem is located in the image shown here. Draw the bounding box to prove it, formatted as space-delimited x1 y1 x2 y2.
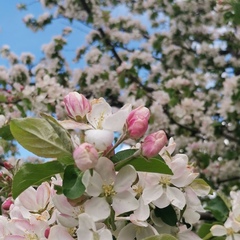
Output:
105 132 128 157
114 149 141 170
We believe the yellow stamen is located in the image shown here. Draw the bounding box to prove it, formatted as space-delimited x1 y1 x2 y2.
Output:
102 184 116 197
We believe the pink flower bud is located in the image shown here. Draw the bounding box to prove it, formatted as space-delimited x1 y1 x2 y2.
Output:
3 162 13 170
45 227 50 238
64 92 91 121
2 197 13 211
73 143 98 171
126 106 150 139
141 130 168 158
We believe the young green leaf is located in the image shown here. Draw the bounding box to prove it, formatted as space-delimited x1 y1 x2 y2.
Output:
12 161 64 199
62 165 86 199
10 118 72 158
40 113 73 153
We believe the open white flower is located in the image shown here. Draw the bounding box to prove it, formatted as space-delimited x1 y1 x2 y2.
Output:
85 98 131 150
52 192 110 227
142 173 186 210
60 97 131 151
211 212 240 240
82 157 139 216
77 213 112 240
117 222 158 240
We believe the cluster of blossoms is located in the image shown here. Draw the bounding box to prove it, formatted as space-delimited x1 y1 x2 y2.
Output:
0 92 210 239
1 0 240 195
211 190 240 239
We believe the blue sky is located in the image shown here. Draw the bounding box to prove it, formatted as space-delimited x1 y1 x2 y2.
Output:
0 2 145 158
0 1 88 158
0 0 88 68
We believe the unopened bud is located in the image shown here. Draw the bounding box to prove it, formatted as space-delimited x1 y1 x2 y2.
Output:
45 227 50 238
73 143 98 171
63 92 91 121
142 130 168 158
2 197 13 211
126 106 150 139
3 162 13 170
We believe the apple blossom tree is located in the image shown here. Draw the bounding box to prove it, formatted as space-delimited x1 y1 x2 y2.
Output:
0 0 240 239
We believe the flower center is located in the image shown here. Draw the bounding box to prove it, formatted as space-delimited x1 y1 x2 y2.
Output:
96 113 104 129
102 184 116 197
71 205 84 218
133 185 143 198
159 175 171 187
227 227 234 236
24 233 39 240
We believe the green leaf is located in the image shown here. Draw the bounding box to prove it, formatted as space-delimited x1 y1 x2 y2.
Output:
118 71 126 88
111 149 137 163
54 185 63 195
0 125 14 140
143 234 177 240
115 156 172 175
62 165 85 199
10 118 72 158
57 155 74 165
0 94 7 103
40 113 73 153
12 161 64 199
190 178 212 195
154 205 178 227
205 196 229 222
198 223 225 240
198 223 214 239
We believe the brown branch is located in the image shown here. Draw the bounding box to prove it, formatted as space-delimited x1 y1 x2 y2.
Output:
222 131 240 143
163 106 205 139
79 0 155 94
217 176 240 184
199 212 216 221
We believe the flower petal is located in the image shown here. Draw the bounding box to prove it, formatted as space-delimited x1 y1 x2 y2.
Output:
82 170 103 197
103 104 132 131
57 214 79 228
142 184 163 205
36 182 50 210
135 224 158 239
183 208 200 224
18 187 38 211
152 192 170 209
118 223 137 240
166 186 186 210
132 196 150 222
48 225 74 240
98 228 113 240
112 191 139 215
87 98 112 129
210 225 227 236
59 120 92 130
77 213 96 240
115 165 137 192
94 157 115 184
85 197 110 221
85 129 114 151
